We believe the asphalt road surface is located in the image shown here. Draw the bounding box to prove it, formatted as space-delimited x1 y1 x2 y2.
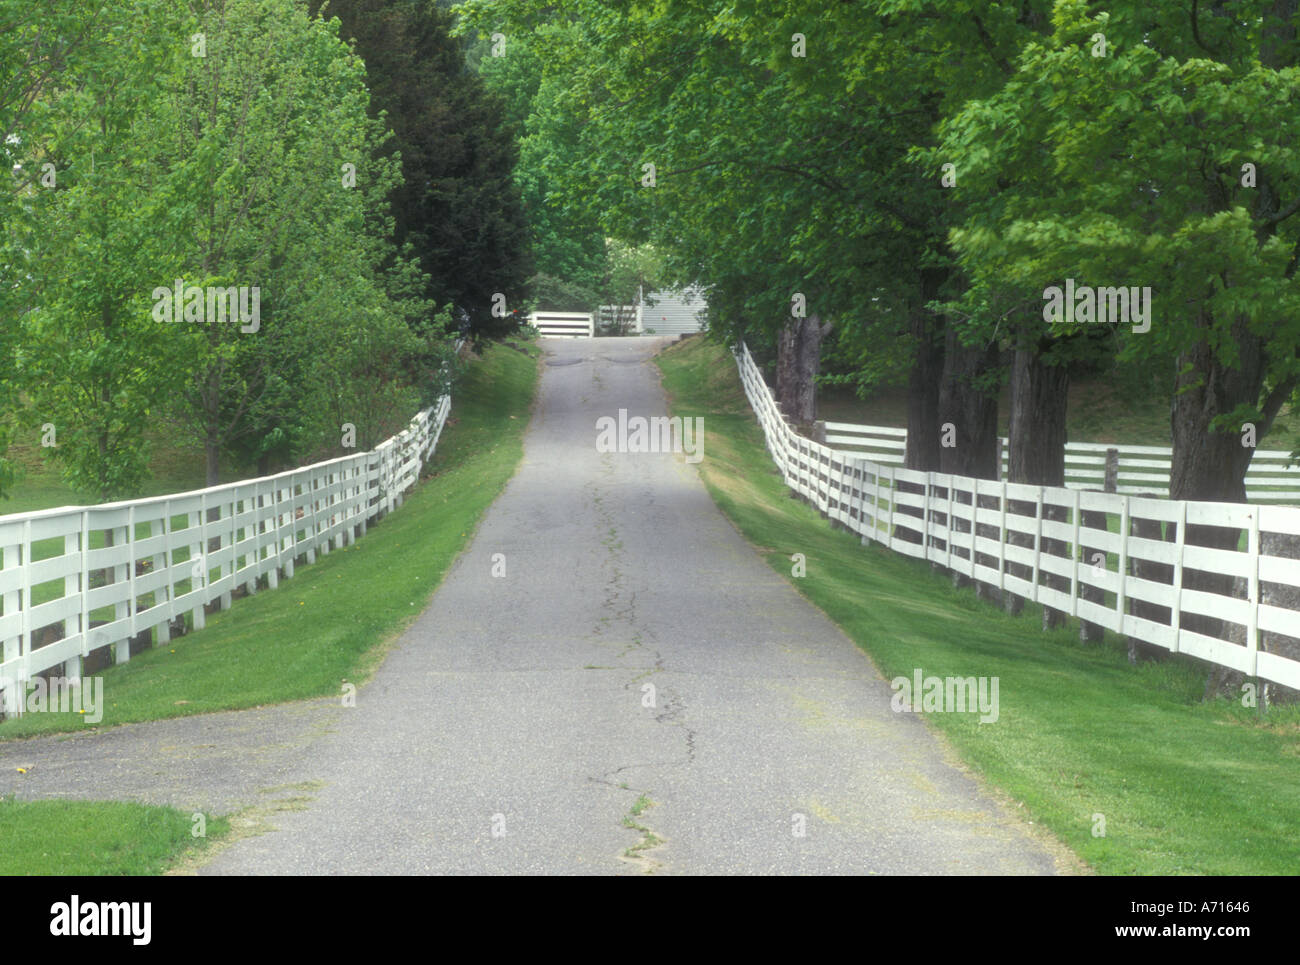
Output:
3 336 1064 875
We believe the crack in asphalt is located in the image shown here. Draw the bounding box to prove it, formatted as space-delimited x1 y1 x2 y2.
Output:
586 420 683 870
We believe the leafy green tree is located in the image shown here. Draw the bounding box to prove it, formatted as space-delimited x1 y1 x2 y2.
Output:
475 26 609 304
459 1 868 417
315 0 532 338
0 0 129 499
945 2 1300 505
456 1 1023 458
167 0 422 484
14 0 192 500
939 2 1300 643
597 239 663 334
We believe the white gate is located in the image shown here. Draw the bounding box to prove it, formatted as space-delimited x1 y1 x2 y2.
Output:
528 311 593 338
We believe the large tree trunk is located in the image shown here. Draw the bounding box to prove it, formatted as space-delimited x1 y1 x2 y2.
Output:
1170 315 1265 689
1007 344 1069 487
205 429 221 488
935 329 1001 590
937 329 1001 479
1197 1 1300 700
1004 341 1070 621
775 314 831 427
904 269 948 472
897 274 947 548
1169 323 1262 506
1167 312 1299 697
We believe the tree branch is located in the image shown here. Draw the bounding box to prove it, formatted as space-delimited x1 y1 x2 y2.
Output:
972 16 1013 76
1263 194 1300 228
1259 371 1298 439
1190 0 1224 57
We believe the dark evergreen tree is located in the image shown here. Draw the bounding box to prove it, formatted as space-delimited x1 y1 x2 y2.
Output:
314 0 532 337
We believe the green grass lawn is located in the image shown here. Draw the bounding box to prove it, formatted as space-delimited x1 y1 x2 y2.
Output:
0 799 230 875
0 341 538 740
657 335 1300 876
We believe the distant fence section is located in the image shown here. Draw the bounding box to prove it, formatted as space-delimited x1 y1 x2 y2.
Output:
529 311 593 338
736 343 1300 692
0 390 454 717
823 422 1300 502
822 422 907 466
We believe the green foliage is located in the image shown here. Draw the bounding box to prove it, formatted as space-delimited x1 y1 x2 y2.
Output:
11 0 193 500
318 0 533 339
475 25 609 303
463 0 1300 496
3 0 460 498
937 1 1300 491
528 272 601 315
168 0 422 482
454 0 987 379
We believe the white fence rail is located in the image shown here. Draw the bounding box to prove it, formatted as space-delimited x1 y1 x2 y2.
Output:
529 311 593 338
736 343 1300 692
824 420 1300 502
0 393 453 717
822 422 907 465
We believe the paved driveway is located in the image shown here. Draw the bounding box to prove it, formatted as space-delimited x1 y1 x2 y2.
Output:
3 337 1064 875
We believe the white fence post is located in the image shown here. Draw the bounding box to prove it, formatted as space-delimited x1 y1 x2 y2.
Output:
78 509 91 669
1170 500 1186 654
870 467 881 545
946 477 955 570
1248 509 1261 679
1070 489 1081 614
998 481 1008 595
1031 488 1043 604
125 503 138 658
157 501 172 644
1116 496 1130 631
17 518 32 715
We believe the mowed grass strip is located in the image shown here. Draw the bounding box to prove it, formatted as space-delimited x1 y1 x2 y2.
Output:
0 342 538 740
0 799 230 875
656 336 1300 876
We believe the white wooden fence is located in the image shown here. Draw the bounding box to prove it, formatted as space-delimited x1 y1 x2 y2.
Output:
528 311 593 338
736 343 1300 691
823 422 1300 502
0 393 453 717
